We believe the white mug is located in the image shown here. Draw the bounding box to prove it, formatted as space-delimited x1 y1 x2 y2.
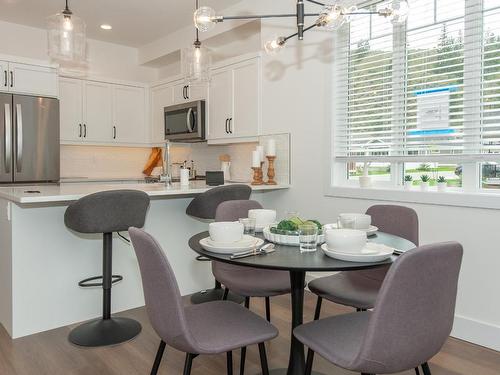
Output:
209 222 244 243
248 209 277 227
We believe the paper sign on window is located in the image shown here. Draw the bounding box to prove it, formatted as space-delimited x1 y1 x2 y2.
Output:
411 87 454 136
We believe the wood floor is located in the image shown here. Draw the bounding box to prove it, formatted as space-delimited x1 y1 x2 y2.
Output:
0 292 499 375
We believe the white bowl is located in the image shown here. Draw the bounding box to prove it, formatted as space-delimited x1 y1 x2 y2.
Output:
209 222 244 243
248 209 277 227
338 213 372 230
325 229 367 254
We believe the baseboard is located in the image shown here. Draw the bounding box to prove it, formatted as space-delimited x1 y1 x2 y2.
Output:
451 315 500 352
305 273 500 352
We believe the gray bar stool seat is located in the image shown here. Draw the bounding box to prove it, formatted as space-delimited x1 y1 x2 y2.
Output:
295 242 463 375
129 228 278 375
64 190 150 347
186 184 252 305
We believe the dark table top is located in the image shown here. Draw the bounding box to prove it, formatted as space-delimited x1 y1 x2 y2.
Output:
188 231 416 272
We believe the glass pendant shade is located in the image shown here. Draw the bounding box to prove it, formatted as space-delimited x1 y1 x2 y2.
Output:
47 10 86 64
264 37 286 55
194 6 217 33
182 42 211 84
389 1 410 24
317 4 357 30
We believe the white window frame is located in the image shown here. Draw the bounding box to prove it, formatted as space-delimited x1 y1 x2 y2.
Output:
327 0 500 209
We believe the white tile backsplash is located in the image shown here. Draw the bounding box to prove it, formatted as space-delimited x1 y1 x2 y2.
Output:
60 134 290 183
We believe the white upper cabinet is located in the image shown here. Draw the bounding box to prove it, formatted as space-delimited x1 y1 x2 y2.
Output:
151 84 173 143
59 77 148 145
59 78 84 142
112 85 146 144
84 81 113 143
173 83 206 103
208 69 233 140
208 56 261 142
3 62 58 97
0 61 8 91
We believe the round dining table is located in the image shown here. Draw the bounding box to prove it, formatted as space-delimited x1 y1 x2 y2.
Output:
189 231 416 375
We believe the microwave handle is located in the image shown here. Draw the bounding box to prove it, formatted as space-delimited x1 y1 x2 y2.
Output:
186 108 194 133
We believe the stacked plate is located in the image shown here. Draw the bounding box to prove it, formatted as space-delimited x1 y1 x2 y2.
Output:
323 223 378 236
199 235 264 254
321 242 394 262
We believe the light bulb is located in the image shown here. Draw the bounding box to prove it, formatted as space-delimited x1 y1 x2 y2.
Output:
316 4 355 30
63 15 73 31
194 6 217 32
389 0 410 24
264 37 286 55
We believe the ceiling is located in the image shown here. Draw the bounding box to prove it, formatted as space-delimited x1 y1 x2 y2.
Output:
0 0 238 47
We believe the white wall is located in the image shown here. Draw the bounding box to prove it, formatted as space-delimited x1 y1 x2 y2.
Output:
0 20 158 83
256 18 500 351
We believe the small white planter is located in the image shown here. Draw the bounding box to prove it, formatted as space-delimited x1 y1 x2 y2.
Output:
420 181 430 191
437 182 448 192
359 176 372 188
404 181 413 191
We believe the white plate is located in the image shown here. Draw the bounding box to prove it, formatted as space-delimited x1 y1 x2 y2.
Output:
200 236 265 254
205 235 256 248
323 223 378 236
262 226 325 247
321 242 394 262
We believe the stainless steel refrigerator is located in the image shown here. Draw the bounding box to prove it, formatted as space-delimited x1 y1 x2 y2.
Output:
0 94 59 183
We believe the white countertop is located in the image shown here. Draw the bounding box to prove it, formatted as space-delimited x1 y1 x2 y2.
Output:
0 181 289 204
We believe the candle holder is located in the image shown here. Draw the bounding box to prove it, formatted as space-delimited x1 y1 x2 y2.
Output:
265 156 277 185
251 167 264 185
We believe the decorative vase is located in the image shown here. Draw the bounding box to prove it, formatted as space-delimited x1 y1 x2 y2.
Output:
404 181 413 191
359 176 372 188
437 182 447 192
420 181 429 191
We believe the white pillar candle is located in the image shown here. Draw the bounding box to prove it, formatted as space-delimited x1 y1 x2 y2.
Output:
256 145 265 162
252 150 261 168
266 139 276 156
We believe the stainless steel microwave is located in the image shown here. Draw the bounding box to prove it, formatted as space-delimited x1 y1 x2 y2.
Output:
164 101 206 142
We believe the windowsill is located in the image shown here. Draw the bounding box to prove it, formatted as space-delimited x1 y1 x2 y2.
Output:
326 185 500 210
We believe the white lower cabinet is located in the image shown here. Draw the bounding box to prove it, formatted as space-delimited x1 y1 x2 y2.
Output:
208 57 261 142
59 77 148 145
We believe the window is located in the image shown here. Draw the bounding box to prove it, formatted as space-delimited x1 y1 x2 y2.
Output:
333 0 500 193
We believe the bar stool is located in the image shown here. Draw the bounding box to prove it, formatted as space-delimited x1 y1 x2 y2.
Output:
64 190 150 347
186 184 251 304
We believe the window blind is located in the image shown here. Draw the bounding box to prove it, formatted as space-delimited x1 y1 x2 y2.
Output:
334 0 500 162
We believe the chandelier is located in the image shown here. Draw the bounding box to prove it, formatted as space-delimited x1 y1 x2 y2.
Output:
194 0 409 54
47 0 86 65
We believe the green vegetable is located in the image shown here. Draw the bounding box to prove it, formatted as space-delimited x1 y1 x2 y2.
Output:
305 220 322 231
277 220 299 231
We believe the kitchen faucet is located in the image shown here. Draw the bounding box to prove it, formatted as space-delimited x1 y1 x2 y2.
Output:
160 140 173 187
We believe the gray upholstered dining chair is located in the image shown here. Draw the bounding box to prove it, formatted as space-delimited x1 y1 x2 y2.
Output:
295 242 463 375
214 200 292 375
129 228 278 375
186 184 251 305
308 205 419 316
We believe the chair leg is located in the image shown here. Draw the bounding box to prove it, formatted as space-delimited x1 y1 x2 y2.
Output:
239 297 250 375
305 349 314 375
313 297 322 320
150 340 166 375
356 308 367 312
239 347 246 375
265 297 271 322
258 343 270 375
227 351 233 375
183 353 195 375
415 366 421 375
421 362 432 375
223 288 229 301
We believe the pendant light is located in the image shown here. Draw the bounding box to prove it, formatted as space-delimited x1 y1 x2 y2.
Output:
182 0 211 84
47 0 86 64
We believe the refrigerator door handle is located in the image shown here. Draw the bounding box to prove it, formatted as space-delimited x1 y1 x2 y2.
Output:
4 103 11 173
15 103 23 173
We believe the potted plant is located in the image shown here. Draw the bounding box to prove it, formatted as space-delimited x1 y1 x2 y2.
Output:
437 176 447 192
404 175 413 190
420 175 430 191
359 162 372 188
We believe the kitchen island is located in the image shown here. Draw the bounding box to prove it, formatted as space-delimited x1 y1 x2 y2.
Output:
0 181 288 338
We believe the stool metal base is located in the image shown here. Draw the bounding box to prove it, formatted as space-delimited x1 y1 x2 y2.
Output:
190 288 245 304
254 369 325 375
69 317 142 347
